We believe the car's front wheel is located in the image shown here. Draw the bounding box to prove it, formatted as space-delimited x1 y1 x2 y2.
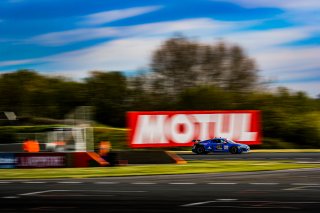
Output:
230 146 239 154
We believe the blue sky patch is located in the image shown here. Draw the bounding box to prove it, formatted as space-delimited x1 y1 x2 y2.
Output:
0 0 319 97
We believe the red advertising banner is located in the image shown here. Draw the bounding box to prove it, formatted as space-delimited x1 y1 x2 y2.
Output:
16 153 66 168
128 110 261 148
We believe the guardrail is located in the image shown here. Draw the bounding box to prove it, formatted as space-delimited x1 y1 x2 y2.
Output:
0 151 186 168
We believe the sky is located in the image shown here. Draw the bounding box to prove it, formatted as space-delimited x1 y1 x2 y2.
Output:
0 0 319 97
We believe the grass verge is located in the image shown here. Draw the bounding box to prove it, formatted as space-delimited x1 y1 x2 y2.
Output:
0 161 319 179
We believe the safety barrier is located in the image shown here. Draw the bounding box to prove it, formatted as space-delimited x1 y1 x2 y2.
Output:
110 150 187 164
0 152 108 168
0 151 186 168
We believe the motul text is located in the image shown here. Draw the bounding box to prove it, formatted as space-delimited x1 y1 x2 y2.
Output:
128 111 261 148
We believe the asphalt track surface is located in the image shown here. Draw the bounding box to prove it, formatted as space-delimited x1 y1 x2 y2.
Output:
0 168 320 213
179 152 320 161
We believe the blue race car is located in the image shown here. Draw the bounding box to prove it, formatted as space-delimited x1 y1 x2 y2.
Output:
192 138 250 154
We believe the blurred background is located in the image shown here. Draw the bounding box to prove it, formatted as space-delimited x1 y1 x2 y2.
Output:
0 0 319 150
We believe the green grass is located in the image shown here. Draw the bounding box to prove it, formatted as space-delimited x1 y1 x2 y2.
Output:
0 161 319 179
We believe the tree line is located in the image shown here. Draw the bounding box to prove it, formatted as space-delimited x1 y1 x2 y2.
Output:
0 36 319 147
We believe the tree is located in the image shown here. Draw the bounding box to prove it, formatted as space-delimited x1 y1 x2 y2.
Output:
198 42 226 86
86 71 128 127
0 69 86 119
225 45 258 91
151 36 199 95
0 70 41 114
177 86 234 110
150 36 259 95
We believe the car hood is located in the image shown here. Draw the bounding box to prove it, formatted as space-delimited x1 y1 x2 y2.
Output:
227 142 246 146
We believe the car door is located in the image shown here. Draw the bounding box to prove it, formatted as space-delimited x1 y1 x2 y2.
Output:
205 140 214 152
211 139 224 152
213 139 230 152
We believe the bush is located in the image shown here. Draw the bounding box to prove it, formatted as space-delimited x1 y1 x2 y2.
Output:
260 137 298 149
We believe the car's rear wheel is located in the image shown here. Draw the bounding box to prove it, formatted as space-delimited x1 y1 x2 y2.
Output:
196 146 206 155
230 146 238 154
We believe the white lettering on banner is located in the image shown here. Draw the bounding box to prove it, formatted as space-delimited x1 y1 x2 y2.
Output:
239 113 257 141
0 158 16 164
18 156 64 167
213 114 241 140
193 114 211 140
132 113 258 145
167 114 195 143
132 115 168 144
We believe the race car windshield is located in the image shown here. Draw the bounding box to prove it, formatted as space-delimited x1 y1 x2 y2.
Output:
227 140 236 144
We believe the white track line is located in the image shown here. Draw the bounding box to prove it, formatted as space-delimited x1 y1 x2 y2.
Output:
19 190 69 196
57 182 82 184
169 183 196 185
131 182 156 185
19 189 147 197
94 182 118 184
216 199 238 201
22 182 46 184
181 201 214 207
291 183 320 186
249 183 279 185
284 186 305 191
208 183 237 185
